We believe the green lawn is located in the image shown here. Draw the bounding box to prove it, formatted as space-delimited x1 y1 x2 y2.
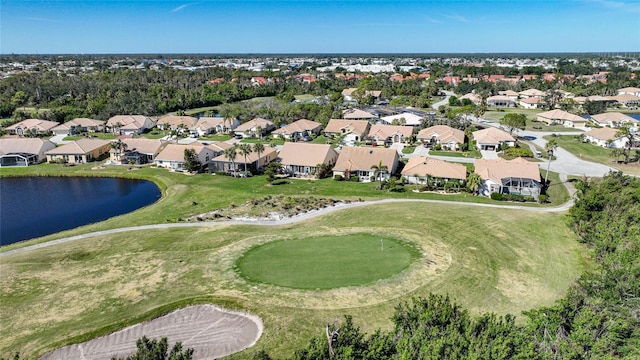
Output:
483 108 543 122
240 138 285 145
62 133 117 141
0 202 587 359
236 234 418 289
545 135 640 176
402 145 416 154
429 150 481 158
200 134 231 141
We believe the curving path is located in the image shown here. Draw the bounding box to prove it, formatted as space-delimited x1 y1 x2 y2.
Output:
1 196 576 258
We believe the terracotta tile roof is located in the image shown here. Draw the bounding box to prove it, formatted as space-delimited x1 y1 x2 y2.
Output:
475 157 541 184
272 119 322 135
537 109 586 123
156 143 213 162
6 119 59 131
499 90 519 97
417 125 464 144
157 115 197 127
107 115 152 127
235 117 274 132
45 138 110 155
608 94 640 103
590 112 638 125
324 119 369 137
189 117 224 130
120 138 167 155
278 142 338 167
0 138 56 155
342 108 377 119
401 156 467 180
519 89 546 97
584 127 621 141
211 145 277 163
472 127 515 144
333 146 398 172
617 87 640 93
367 124 413 140
486 95 515 103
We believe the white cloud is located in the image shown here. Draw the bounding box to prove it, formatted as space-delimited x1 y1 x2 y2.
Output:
171 4 190 12
444 13 468 22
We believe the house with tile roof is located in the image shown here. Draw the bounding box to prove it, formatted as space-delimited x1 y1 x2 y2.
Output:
157 116 197 131
208 145 277 175
332 146 399 182
366 124 413 145
472 127 515 151
617 87 640 97
45 139 111 164
589 112 638 129
607 94 640 108
272 119 323 140
324 119 370 146
341 88 382 103
380 112 423 126
519 89 546 99
474 157 542 200
51 118 105 136
155 142 218 171
107 115 156 135
6 119 59 136
583 128 628 149
519 97 547 109
536 109 588 128
486 95 516 108
0 138 56 166
342 108 378 121
108 138 169 164
234 117 275 138
401 157 467 185
417 125 465 150
277 143 338 178
188 117 239 137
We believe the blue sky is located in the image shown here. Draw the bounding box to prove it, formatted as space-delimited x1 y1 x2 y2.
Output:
1 0 639 54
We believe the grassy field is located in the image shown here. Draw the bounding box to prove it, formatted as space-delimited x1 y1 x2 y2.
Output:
63 133 117 141
483 108 582 132
0 202 588 359
236 234 419 289
546 135 640 176
429 149 482 158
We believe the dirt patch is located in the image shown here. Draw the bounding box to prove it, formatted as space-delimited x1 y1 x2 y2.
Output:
38 305 262 360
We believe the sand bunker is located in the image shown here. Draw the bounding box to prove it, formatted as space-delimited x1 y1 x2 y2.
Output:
39 304 263 360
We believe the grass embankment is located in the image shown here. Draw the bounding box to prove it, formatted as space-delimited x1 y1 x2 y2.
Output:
0 202 587 359
545 135 640 176
484 108 582 132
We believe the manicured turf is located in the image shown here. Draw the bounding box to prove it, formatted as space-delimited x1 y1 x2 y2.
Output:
236 234 419 289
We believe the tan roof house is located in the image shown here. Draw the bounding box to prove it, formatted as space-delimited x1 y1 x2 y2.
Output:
583 127 627 149
234 117 275 138
341 88 382 102
519 97 546 109
519 89 546 98
107 115 156 135
402 157 467 184
333 146 399 182
208 145 277 175
272 119 323 140
109 138 168 164
472 127 516 151
460 93 481 105
498 90 519 101
475 157 542 200
51 118 105 136
0 138 56 166
536 109 587 128
486 95 516 108
157 116 197 131
366 124 413 145
617 87 640 97
155 142 218 171
6 119 59 136
324 119 370 145
342 108 378 120
607 94 640 108
45 138 111 164
188 117 239 136
380 112 423 126
417 125 465 150
590 112 638 129
277 142 338 178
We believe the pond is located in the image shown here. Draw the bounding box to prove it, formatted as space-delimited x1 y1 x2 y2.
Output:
0 176 161 246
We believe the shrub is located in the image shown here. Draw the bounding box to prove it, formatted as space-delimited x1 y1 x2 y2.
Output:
503 147 534 158
333 174 343 181
349 176 360 182
538 194 549 203
490 192 504 201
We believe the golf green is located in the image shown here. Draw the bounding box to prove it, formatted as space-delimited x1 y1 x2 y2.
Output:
235 233 420 289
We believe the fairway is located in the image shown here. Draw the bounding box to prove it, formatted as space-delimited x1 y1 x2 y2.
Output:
236 234 419 289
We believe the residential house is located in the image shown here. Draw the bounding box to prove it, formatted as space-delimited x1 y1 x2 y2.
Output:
380 112 423 126
0 138 56 166
536 109 588 128
607 94 640 108
401 157 467 185
460 93 481 105
234 117 275 138
51 118 105 136
472 127 516 151
519 97 547 109
332 146 399 182
272 119 323 140
498 90 519 101
342 108 378 121
107 115 156 135
519 89 546 99
324 119 370 146
277 142 338 178
486 95 516 108
156 115 197 131
417 125 465 150
189 117 239 136
366 124 413 145
45 138 111 164
589 112 638 130
109 138 168 164
341 88 382 103
155 143 217 171
6 119 59 136
474 157 542 200
617 87 640 97
208 145 277 174
582 128 627 148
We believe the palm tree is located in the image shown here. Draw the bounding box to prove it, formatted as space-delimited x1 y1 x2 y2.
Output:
110 139 128 163
223 145 238 177
238 143 253 175
253 142 265 171
615 124 636 164
544 139 558 185
466 173 482 196
370 160 388 190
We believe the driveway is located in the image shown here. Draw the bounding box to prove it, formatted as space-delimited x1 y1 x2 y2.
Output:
480 150 498 160
432 90 454 110
49 134 70 145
